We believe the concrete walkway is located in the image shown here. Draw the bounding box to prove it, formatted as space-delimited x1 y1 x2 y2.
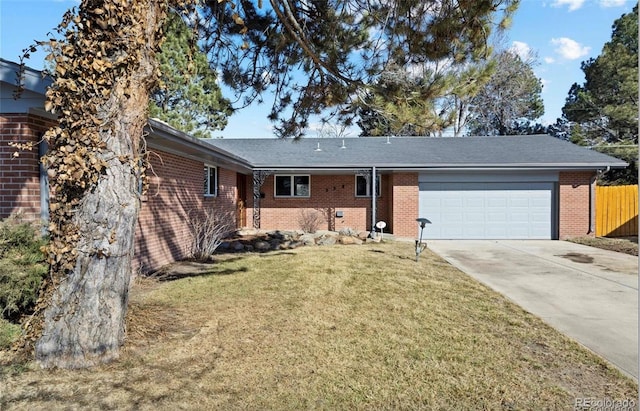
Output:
427 240 638 380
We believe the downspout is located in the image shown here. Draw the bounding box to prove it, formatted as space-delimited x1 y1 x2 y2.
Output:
589 173 596 235
589 168 607 235
371 166 377 237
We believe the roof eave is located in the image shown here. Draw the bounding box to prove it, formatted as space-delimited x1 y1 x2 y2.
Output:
250 163 628 172
146 119 253 173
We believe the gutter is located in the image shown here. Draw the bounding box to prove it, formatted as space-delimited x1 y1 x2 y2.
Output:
248 164 629 172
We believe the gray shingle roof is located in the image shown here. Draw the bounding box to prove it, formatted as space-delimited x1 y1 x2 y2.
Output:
204 135 627 170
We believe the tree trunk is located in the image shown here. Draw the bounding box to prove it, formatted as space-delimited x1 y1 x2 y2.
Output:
34 0 167 369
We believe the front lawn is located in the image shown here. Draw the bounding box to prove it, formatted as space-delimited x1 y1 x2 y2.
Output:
1 242 636 409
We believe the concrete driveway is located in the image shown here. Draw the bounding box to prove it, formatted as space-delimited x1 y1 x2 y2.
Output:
427 240 638 380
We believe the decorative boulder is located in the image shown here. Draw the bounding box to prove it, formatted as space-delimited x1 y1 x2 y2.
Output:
288 241 303 249
318 235 337 246
254 240 271 252
300 234 317 246
339 227 357 236
339 236 356 245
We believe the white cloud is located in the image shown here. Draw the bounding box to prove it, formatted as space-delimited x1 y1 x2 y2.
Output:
600 0 627 7
551 37 590 60
552 0 585 11
510 41 532 60
544 56 556 64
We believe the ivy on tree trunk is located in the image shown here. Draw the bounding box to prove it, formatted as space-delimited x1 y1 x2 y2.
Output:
23 0 172 369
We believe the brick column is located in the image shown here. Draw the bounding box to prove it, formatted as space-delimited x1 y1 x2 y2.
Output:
558 171 596 239
390 172 419 238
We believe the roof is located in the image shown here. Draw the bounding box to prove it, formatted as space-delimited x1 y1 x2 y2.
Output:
0 58 53 94
147 119 252 173
1 58 55 117
204 135 628 171
2 59 628 174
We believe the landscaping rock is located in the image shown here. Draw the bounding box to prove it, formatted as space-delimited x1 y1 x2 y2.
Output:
269 239 282 250
218 227 379 254
318 235 336 246
300 234 317 246
288 241 303 249
339 236 356 245
254 240 271 252
237 228 260 237
339 227 357 236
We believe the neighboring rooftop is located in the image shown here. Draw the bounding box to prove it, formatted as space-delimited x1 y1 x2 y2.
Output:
204 135 628 171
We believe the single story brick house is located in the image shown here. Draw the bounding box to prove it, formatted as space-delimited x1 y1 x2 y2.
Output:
1 59 627 272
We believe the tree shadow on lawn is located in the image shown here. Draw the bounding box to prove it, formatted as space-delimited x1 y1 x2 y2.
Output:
147 258 248 282
146 251 298 282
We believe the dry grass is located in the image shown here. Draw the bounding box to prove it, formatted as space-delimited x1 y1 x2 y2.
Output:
567 236 638 256
1 242 637 410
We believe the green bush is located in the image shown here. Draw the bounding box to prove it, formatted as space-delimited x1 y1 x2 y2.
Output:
0 217 48 322
0 317 21 349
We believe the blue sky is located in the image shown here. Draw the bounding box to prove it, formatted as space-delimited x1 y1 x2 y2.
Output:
0 0 635 138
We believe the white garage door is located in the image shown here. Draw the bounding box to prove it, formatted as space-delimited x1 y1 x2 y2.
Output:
419 180 554 239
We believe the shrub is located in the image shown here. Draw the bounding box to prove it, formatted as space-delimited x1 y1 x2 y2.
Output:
0 217 48 321
298 209 324 234
187 208 234 261
0 317 21 349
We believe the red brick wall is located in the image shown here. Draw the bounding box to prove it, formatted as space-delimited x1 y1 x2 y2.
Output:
390 173 419 237
559 171 595 239
134 150 238 273
1 114 240 273
252 174 391 233
0 113 54 222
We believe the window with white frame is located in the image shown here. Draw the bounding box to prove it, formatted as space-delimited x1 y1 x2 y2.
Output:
275 175 310 197
355 174 381 197
204 165 218 196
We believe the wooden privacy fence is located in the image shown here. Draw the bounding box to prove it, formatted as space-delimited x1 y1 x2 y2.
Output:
595 185 638 237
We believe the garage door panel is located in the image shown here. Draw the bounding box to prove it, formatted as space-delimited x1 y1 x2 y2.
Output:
465 198 484 207
510 212 529 223
487 212 507 222
487 198 508 207
510 197 529 207
531 213 549 222
419 180 553 239
443 198 464 207
486 226 509 237
531 197 550 207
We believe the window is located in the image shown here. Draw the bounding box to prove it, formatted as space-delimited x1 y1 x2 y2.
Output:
356 174 381 197
275 175 310 197
204 165 218 196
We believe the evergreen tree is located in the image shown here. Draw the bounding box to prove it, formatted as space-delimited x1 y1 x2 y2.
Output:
562 4 638 146
149 12 232 138
355 61 494 136
466 50 544 135
560 4 638 184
